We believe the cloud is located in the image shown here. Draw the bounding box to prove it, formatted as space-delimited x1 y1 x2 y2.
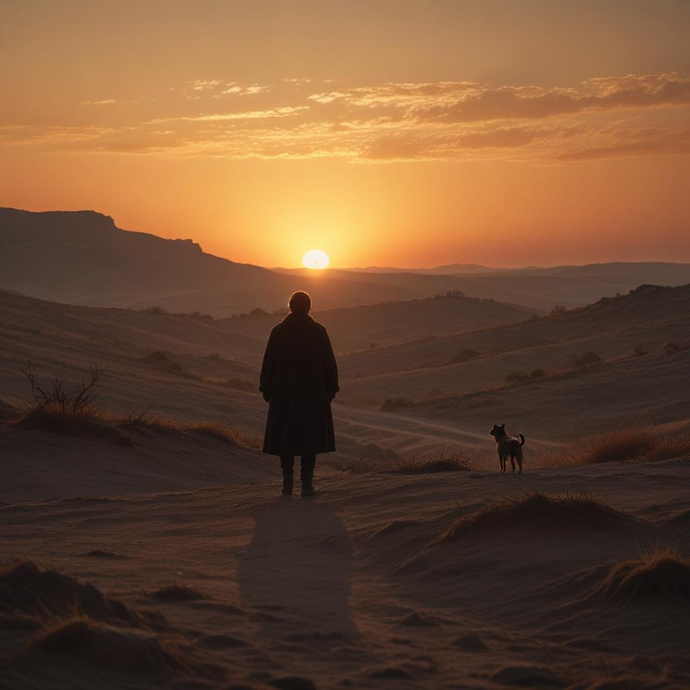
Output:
556 127 690 161
308 74 690 125
187 80 271 98
3 74 689 163
147 106 307 125
80 99 119 106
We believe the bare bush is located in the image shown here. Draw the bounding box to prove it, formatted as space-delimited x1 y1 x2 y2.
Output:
18 362 105 414
530 368 547 379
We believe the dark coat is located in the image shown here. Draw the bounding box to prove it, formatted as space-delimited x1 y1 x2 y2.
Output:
260 312 339 456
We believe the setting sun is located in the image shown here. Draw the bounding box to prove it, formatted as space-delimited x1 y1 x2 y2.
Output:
302 249 329 270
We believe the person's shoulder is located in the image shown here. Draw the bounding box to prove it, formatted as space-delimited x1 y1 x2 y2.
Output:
270 320 287 335
310 319 328 333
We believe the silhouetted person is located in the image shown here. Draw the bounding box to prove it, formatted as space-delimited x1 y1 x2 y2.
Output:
260 291 339 496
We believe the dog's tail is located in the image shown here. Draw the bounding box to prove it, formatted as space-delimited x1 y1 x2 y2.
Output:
519 433 525 446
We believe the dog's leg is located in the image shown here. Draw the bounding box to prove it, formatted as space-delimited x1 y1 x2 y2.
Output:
499 455 505 473
510 456 516 472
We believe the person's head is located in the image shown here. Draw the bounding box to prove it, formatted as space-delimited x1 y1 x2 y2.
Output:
289 291 312 314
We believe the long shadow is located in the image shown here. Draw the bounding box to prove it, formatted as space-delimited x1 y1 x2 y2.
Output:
238 498 358 641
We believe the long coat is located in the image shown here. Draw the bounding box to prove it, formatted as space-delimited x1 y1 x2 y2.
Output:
260 312 339 456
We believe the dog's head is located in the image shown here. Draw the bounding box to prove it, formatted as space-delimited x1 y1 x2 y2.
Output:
489 423 506 441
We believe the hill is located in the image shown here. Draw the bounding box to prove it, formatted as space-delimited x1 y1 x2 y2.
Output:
0 208 507 316
337 284 690 440
219 293 540 353
341 261 690 309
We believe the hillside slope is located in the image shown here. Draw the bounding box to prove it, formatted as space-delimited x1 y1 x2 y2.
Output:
0 208 514 316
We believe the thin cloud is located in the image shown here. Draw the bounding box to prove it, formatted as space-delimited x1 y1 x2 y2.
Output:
4 74 689 163
80 99 119 106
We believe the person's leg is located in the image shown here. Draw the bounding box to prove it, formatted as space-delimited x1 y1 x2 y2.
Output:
280 455 294 495
300 454 317 495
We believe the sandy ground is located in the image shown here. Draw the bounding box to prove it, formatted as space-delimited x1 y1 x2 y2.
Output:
1 457 689 689
2 282 690 688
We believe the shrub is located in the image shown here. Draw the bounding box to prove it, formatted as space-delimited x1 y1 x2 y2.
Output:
380 397 413 412
530 368 547 379
447 349 481 365
574 351 603 368
139 351 199 379
188 311 213 321
434 290 465 299
633 344 648 357
551 304 567 315
505 371 530 385
143 305 168 315
665 341 690 355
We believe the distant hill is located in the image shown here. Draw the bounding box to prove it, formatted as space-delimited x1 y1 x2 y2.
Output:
4 208 689 314
341 263 502 275
217 293 540 353
0 208 526 316
337 284 690 429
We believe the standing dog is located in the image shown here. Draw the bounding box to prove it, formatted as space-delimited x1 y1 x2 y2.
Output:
489 423 525 474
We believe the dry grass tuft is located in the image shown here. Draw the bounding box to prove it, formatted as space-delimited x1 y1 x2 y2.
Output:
9 404 258 449
540 425 690 467
13 405 133 446
2 562 223 681
436 492 635 544
1 562 137 624
384 452 470 474
597 547 690 605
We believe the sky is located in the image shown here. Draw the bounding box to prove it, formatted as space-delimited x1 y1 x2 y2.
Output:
1 0 689 268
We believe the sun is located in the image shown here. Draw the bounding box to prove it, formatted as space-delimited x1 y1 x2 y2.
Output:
302 249 330 270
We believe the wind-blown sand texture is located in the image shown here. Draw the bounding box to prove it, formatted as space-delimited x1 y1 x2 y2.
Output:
1 458 689 688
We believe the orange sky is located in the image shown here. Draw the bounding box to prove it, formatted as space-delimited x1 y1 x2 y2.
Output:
1 0 689 268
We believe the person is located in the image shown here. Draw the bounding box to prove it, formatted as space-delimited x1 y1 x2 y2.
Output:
259 291 339 496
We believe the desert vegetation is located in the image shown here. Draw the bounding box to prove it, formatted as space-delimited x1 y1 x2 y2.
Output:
435 492 633 545
8 364 258 448
380 396 414 411
505 368 548 385
384 452 470 474
446 348 481 365
540 424 690 467
573 351 603 368
664 341 690 354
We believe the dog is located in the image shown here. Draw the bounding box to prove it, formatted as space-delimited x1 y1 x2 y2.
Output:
489 423 525 474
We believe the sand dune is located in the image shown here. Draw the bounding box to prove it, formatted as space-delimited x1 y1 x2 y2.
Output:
2 458 689 689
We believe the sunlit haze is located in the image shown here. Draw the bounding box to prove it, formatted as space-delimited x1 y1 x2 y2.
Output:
1 0 689 268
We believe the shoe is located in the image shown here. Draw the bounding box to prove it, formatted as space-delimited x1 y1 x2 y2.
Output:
301 481 318 497
281 475 294 496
